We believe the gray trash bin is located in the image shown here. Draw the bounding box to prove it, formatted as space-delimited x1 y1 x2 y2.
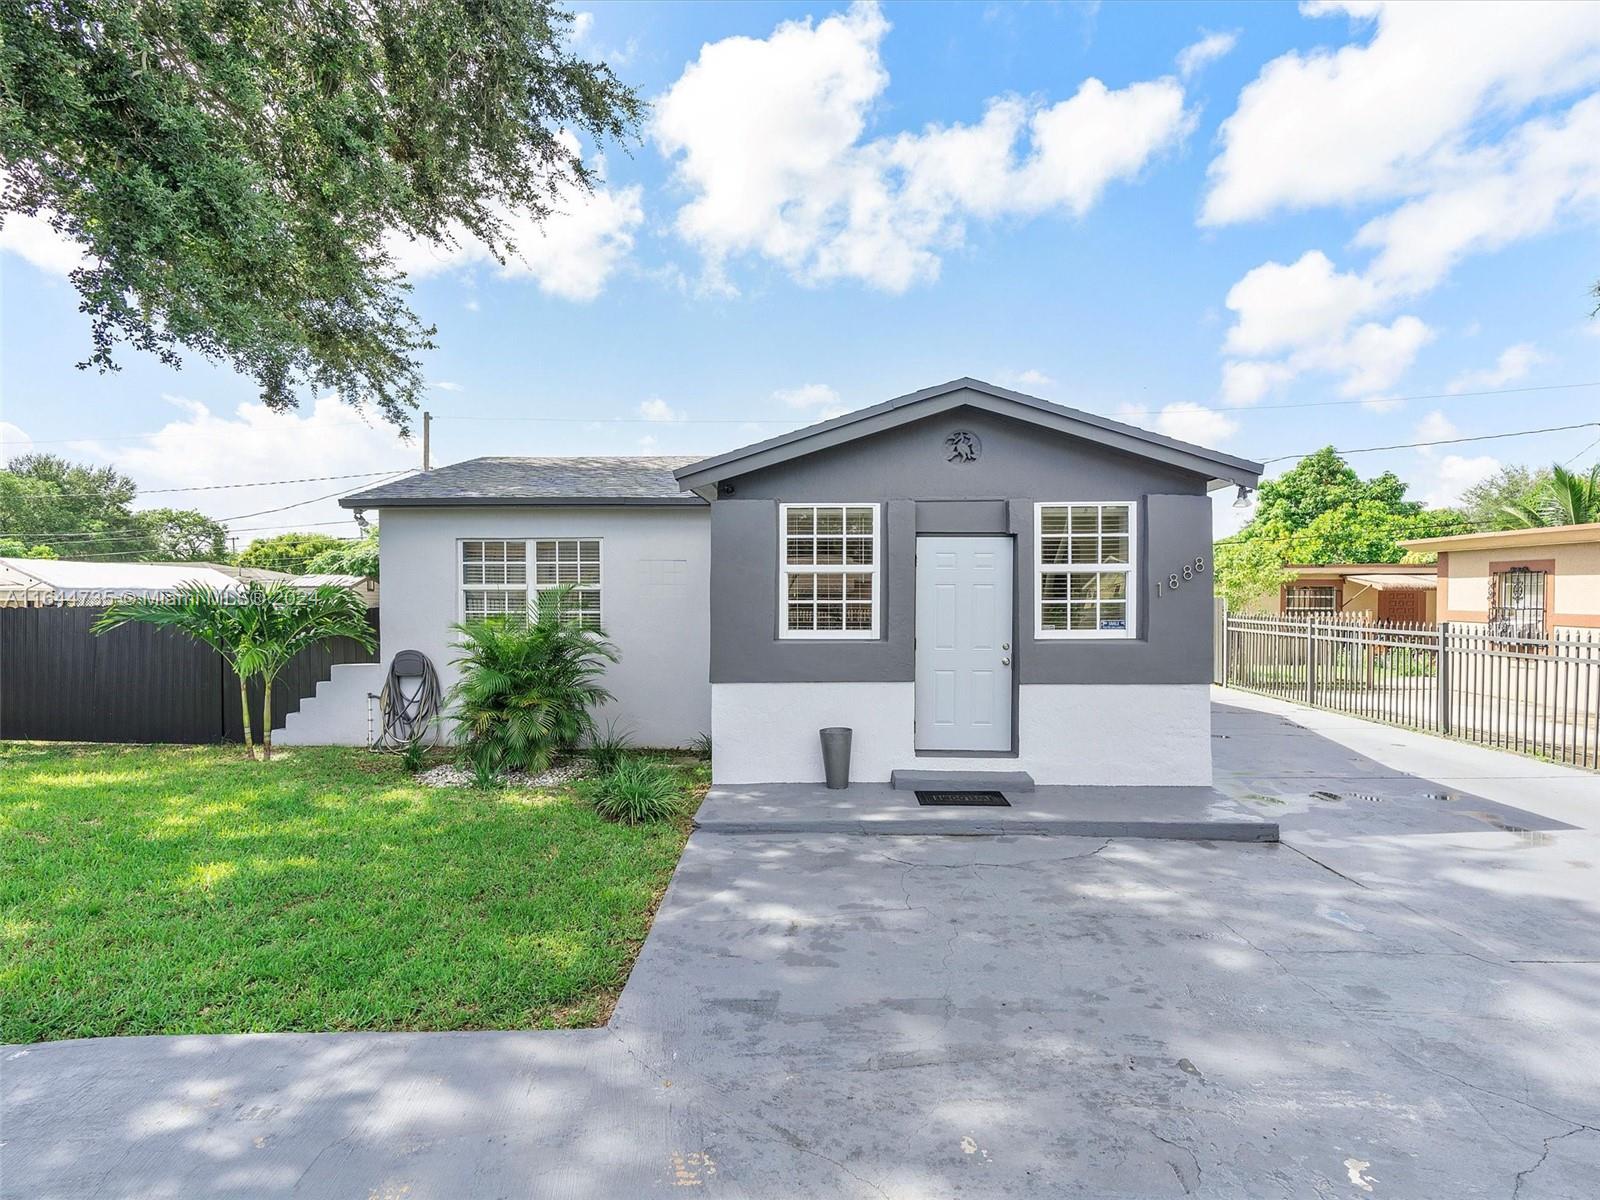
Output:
820 727 853 790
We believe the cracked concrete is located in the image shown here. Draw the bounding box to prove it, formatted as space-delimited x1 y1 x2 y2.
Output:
5 690 1600 1197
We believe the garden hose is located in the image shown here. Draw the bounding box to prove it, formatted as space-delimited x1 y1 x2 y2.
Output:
376 649 442 748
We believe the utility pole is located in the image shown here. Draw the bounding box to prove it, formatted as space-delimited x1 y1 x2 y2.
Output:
422 411 431 472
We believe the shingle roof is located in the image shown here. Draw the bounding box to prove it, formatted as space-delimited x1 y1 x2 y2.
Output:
340 456 704 508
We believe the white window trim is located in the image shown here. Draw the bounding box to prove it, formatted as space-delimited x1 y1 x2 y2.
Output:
457 537 603 627
778 502 881 640
1034 501 1138 641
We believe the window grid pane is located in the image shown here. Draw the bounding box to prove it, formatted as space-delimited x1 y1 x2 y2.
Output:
782 506 877 636
464 539 600 627
1038 504 1134 637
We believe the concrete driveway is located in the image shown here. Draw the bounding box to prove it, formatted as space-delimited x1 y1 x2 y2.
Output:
6 690 1600 1198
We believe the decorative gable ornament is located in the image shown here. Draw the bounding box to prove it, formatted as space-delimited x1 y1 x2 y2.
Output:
945 430 982 463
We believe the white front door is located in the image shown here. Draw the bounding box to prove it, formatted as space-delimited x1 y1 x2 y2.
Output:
915 535 1014 752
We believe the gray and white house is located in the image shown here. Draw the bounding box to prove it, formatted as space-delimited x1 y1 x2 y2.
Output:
281 379 1261 786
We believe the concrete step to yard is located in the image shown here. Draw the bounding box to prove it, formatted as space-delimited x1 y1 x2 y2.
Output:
694 782 1278 841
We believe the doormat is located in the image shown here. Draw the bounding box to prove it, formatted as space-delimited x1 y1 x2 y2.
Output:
915 790 1010 806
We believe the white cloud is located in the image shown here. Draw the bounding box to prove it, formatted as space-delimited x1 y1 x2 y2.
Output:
1447 343 1545 393
1419 453 1502 509
0 210 89 276
1177 31 1238 79
1207 5 1600 408
1129 401 1240 446
384 134 643 301
0 421 34 459
999 369 1054 391
431 380 465 393
773 383 850 419
570 11 595 43
69 394 413 538
637 398 684 422
1203 1 1600 225
1414 410 1458 445
653 1 1192 292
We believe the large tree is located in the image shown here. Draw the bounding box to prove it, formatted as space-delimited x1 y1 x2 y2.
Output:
0 454 227 560
1459 464 1552 532
0 1 642 431
1501 462 1600 528
236 531 347 574
1214 447 1471 610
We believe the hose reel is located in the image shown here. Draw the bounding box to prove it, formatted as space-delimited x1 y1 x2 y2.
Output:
374 649 442 749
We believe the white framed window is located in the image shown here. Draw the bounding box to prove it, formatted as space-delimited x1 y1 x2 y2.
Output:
780 503 880 639
460 538 602 628
1036 502 1136 639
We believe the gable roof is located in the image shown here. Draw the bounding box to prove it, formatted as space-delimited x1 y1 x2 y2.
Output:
674 378 1263 497
340 456 706 508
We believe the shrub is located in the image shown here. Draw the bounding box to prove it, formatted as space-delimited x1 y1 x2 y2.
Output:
690 731 712 760
586 719 634 773
448 595 618 775
587 759 683 825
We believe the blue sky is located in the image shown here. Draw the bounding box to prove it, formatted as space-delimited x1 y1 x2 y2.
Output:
2 0 1598 546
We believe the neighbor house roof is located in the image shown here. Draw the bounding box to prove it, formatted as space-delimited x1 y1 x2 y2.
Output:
1400 522 1600 554
0 558 246 605
674 377 1264 496
1343 572 1436 591
340 456 705 508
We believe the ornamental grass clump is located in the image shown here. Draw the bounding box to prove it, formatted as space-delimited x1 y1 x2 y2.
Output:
448 591 617 778
585 758 684 825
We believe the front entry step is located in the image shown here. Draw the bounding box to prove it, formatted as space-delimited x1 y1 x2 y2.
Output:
891 769 1035 793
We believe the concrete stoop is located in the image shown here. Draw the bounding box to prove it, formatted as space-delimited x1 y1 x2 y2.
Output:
695 782 1277 841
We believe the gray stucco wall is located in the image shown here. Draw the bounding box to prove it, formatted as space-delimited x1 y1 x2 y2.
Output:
379 505 710 747
709 406 1216 686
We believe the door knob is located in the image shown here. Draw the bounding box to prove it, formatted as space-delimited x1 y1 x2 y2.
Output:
1002 642 1011 651
1001 657 1011 666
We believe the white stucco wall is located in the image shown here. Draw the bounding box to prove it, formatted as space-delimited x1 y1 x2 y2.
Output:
710 682 1212 785
284 505 711 748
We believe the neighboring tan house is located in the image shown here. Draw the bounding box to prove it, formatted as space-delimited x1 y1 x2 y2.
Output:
1401 522 1600 636
1255 563 1437 624
280 378 1263 787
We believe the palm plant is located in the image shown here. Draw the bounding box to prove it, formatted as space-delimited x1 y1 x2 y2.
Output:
96 582 375 760
448 591 617 777
95 583 257 755
231 583 377 759
1501 463 1600 528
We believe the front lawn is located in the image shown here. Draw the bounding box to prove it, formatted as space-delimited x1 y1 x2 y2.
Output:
0 743 703 1043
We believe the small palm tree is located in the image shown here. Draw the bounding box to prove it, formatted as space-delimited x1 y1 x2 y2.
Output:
1501 463 1600 528
232 583 377 759
448 589 617 776
94 583 259 755
96 582 375 760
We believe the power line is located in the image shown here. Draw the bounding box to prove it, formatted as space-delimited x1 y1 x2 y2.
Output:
217 471 413 522
1263 421 1600 465
0 467 415 502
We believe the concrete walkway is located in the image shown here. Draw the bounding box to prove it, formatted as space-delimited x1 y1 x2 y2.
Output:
6 690 1600 1198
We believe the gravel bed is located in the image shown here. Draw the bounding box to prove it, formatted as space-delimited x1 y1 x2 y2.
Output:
415 760 589 790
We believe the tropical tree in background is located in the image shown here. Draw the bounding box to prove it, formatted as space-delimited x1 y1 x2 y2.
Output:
236 532 348 574
95 582 374 759
1500 463 1600 528
1 0 642 431
1214 447 1471 611
1458 464 1553 532
0 454 226 560
306 528 380 578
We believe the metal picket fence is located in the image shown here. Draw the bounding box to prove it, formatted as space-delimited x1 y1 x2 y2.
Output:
1219 612 1600 770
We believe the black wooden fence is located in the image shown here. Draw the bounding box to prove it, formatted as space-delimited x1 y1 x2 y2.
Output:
0 606 379 744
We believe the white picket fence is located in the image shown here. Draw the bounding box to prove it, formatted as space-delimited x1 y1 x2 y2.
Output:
1218 611 1600 770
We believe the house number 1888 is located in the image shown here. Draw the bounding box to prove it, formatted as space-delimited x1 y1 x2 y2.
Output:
1155 556 1207 597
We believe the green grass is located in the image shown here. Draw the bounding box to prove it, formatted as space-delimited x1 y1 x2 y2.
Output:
0 743 705 1043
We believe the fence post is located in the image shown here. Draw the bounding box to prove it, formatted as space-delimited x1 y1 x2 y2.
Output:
1219 599 1230 686
1306 618 1317 706
1437 620 1451 735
